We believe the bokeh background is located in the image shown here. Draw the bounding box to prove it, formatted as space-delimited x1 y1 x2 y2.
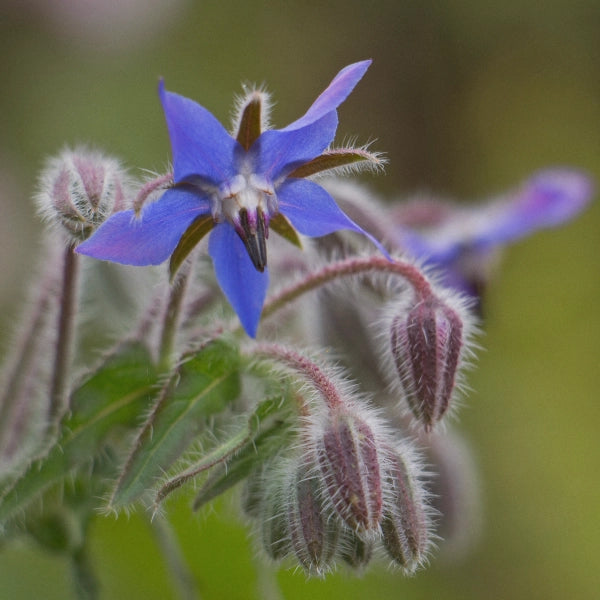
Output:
1 1 599 599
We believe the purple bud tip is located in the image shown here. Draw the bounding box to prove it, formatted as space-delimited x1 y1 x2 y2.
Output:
390 296 464 431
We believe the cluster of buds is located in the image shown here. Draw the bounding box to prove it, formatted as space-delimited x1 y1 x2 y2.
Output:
244 345 434 576
243 412 432 575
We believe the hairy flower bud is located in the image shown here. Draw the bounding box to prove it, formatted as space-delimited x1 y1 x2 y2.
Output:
317 408 383 533
338 528 374 570
390 295 464 431
36 147 129 243
258 476 292 562
380 444 432 574
287 459 340 576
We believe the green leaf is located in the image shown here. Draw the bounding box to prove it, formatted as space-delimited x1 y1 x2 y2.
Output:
109 338 241 510
192 397 294 511
154 396 288 506
0 343 157 526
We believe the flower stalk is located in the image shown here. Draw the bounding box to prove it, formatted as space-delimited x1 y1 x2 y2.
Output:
49 244 80 425
261 255 433 323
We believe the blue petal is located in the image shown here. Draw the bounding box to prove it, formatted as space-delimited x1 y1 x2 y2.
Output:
159 80 241 185
255 112 338 180
278 178 390 257
280 60 372 131
208 223 269 337
474 169 594 246
395 226 459 264
76 187 210 266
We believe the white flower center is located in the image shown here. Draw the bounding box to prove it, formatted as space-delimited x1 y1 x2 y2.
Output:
213 173 277 225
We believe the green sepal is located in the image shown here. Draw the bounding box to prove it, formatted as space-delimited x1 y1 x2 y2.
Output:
169 214 214 280
270 213 302 249
108 338 241 510
236 92 263 150
288 148 383 179
155 396 289 507
192 397 294 511
0 343 158 526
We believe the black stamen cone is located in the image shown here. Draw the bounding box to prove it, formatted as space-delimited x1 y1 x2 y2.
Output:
237 208 268 272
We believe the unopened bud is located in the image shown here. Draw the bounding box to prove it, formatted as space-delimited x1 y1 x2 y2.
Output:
390 296 464 431
318 409 383 533
338 528 374 570
258 477 292 562
36 147 129 243
380 445 432 574
240 468 265 520
287 459 340 576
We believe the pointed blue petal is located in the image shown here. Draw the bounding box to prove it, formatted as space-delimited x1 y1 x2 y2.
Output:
395 226 461 264
159 80 241 185
255 112 338 180
474 169 594 246
76 187 210 266
280 60 372 132
398 169 594 264
208 223 269 337
278 178 390 257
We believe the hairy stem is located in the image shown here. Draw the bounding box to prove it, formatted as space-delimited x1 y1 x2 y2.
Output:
261 256 433 322
134 172 174 214
254 343 343 410
150 515 200 600
158 262 191 372
71 545 99 600
49 244 80 425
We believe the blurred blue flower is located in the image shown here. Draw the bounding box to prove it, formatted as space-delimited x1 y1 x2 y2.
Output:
77 61 387 337
396 169 594 303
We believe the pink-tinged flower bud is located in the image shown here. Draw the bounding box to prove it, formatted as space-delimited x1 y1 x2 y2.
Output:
338 528 374 570
256 477 292 562
287 460 340 576
390 296 464 431
240 468 265 520
36 147 129 243
380 444 432 574
317 409 383 533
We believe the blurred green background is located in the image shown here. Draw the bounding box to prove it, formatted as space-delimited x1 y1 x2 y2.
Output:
1 1 599 599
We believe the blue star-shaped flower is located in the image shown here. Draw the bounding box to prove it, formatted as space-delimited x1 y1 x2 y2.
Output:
77 60 387 336
396 168 594 301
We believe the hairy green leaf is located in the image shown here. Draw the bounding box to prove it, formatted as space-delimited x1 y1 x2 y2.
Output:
0 343 157 525
109 338 241 510
192 397 294 510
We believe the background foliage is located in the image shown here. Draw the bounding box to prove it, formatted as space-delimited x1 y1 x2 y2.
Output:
1 1 599 599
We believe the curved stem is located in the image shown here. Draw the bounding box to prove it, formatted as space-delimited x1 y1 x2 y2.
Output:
254 343 343 410
134 172 174 214
261 256 433 323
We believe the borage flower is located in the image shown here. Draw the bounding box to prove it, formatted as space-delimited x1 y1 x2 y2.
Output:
76 60 387 336
395 169 594 303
